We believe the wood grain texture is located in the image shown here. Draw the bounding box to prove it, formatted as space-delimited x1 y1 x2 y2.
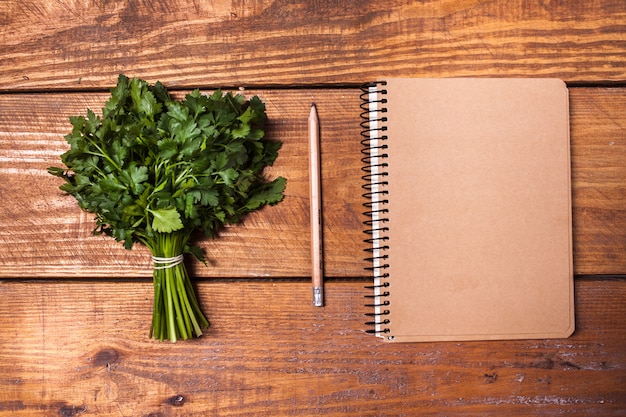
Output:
0 89 368 278
570 87 626 275
1 88 625 277
1 2 625 415
0 278 624 416
1 0 625 90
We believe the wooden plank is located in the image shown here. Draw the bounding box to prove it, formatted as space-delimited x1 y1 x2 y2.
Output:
0 89 368 278
570 88 626 274
1 87 626 277
0 0 625 90
0 278 624 416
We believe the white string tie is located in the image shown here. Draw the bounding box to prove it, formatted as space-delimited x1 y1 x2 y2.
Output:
152 254 184 270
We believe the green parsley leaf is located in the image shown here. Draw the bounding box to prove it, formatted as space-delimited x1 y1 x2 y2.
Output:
148 207 184 233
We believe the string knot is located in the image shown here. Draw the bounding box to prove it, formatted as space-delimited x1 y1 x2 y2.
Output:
152 254 184 270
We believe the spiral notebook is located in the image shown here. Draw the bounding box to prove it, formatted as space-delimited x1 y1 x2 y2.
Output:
361 78 574 342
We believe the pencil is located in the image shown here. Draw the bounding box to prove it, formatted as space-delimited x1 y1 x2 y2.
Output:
309 103 324 307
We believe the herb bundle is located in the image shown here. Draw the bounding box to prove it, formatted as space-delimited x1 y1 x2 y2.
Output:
49 75 286 342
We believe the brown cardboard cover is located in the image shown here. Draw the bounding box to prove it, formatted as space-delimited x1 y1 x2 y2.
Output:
377 78 573 342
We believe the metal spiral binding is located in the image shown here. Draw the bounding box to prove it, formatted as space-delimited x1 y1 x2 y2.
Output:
360 82 391 337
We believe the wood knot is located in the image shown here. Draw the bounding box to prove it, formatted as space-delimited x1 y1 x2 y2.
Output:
168 395 185 407
58 404 87 417
92 348 120 367
483 372 498 383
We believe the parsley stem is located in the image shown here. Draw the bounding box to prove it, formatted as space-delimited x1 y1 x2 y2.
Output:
148 231 209 342
82 134 122 172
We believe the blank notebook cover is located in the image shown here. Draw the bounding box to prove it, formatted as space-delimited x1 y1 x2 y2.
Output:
361 78 574 342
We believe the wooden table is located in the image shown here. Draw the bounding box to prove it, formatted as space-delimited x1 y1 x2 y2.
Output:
1 1 625 415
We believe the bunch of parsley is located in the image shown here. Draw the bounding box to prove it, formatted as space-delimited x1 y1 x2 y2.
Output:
49 75 286 342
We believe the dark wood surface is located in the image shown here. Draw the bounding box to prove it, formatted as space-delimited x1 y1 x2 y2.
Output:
1 0 625 89
1 1 625 416
0 89 368 278
0 278 624 416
